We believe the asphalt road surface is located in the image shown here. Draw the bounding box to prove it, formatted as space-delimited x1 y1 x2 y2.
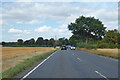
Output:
20 49 118 79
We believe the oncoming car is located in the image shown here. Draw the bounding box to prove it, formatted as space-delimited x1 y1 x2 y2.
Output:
61 45 67 50
70 46 76 50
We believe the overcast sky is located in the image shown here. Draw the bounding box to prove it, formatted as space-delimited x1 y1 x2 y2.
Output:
1 2 118 42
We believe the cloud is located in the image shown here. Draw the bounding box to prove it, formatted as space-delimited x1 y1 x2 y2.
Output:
2 2 117 29
8 28 30 34
16 21 23 24
26 20 40 24
1 23 13 27
8 28 22 33
34 25 51 32
34 24 72 39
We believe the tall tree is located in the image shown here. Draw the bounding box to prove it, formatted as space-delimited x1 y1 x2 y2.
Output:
68 16 106 46
17 39 23 45
36 37 44 45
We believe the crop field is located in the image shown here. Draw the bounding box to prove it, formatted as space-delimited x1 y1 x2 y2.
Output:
79 48 118 59
2 47 55 72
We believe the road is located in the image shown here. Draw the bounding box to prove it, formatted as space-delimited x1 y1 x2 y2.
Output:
20 49 118 79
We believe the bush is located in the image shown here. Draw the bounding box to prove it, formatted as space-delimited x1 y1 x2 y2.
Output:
97 42 117 48
97 43 109 48
77 42 86 48
86 44 97 49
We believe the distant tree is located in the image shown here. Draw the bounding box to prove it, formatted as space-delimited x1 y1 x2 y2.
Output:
64 38 69 45
29 38 35 45
17 39 23 45
44 39 49 46
58 38 64 46
36 37 44 45
68 16 106 47
2 42 6 46
49 38 55 46
24 40 30 45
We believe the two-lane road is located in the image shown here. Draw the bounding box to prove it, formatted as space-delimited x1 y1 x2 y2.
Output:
20 50 118 79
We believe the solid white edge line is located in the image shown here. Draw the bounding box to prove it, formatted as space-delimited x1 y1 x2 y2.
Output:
20 51 57 80
95 71 109 80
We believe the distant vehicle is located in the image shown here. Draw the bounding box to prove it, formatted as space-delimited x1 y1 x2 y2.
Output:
66 45 71 49
70 46 75 50
61 45 67 50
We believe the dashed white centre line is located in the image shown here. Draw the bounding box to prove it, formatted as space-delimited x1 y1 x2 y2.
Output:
77 58 81 61
95 71 109 80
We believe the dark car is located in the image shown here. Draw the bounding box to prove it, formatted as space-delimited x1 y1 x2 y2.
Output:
61 45 67 50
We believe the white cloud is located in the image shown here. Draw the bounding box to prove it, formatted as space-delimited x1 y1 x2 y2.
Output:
26 20 40 24
1 23 13 27
8 28 30 34
34 24 72 39
16 21 23 24
2 2 118 29
23 30 30 34
8 28 22 33
34 25 51 32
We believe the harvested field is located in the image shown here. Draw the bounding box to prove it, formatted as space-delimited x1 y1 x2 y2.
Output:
2 47 55 72
79 48 118 59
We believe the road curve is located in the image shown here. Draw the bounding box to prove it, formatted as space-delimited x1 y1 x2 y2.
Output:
20 49 118 79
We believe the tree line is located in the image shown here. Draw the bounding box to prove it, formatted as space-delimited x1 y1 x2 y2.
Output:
2 37 70 47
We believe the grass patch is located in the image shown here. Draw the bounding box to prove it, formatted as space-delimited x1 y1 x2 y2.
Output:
2 50 57 78
97 53 119 59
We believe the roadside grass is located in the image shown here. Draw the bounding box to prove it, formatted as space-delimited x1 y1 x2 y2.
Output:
2 50 57 78
77 48 119 59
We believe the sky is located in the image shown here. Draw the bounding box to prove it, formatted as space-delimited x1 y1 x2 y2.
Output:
1 2 118 42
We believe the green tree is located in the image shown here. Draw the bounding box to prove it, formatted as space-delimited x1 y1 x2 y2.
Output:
64 38 69 45
36 37 44 45
68 16 106 47
44 39 49 46
58 38 65 46
24 40 30 45
17 39 23 45
29 38 35 45
105 29 118 44
49 38 55 46
2 42 6 46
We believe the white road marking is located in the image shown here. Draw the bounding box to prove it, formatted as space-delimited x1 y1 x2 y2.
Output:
77 58 81 61
95 71 109 80
20 51 57 80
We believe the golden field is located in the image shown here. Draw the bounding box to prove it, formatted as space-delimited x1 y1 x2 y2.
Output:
79 48 118 57
2 47 55 72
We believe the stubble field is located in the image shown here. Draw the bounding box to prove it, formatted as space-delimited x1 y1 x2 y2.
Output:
2 47 55 72
79 48 118 59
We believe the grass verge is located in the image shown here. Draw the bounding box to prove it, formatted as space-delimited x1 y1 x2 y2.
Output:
77 48 119 59
2 50 57 78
